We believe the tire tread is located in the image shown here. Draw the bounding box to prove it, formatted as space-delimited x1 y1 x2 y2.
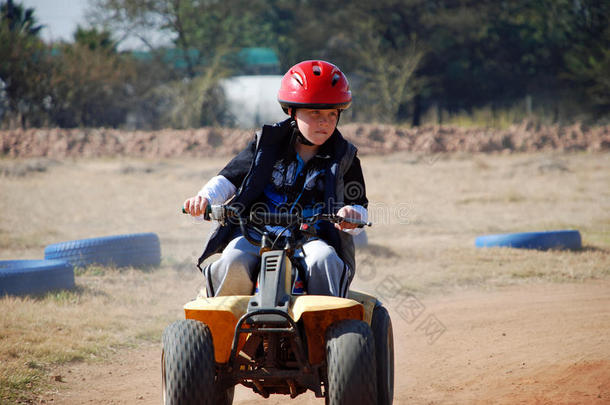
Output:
325 319 377 405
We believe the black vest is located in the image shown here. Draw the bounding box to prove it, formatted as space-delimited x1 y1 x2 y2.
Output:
197 119 357 275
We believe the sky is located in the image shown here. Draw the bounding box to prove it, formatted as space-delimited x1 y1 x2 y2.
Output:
18 0 163 50
20 0 91 43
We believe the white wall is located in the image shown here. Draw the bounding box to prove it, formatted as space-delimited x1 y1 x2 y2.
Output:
220 75 288 129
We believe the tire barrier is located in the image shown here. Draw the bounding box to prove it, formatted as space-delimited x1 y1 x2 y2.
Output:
475 230 582 250
0 260 75 296
44 233 161 268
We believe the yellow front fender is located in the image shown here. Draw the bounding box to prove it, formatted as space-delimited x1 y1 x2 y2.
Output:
184 296 251 364
289 295 364 364
184 290 378 365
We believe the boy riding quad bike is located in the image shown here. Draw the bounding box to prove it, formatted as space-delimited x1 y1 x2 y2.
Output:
163 205 394 404
166 60 394 404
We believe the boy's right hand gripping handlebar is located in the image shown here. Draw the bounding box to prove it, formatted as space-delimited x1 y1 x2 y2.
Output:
182 204 236 224
182 205 218 221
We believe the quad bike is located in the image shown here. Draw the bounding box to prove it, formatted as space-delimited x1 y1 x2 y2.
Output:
163 205 394 404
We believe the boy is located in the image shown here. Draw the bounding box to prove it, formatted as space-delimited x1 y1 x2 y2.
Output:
184 60 368 297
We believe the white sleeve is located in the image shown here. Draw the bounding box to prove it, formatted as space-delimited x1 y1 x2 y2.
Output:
342 205 368 236
197 175 237 205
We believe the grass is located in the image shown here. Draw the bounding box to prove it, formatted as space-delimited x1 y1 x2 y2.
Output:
456 189 526 205
0 266 199 402
0 229 55 251
418 102 594 128
0 152 608 403
353 244 609 297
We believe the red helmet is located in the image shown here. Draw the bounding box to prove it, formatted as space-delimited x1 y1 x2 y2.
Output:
278 60 352 114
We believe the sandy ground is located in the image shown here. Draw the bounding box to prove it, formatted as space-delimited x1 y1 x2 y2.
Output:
44 281 610 405
1 151 608 404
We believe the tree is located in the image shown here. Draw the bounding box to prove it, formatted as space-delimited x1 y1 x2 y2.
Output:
1 0 41 35
315 0 425 123
561 0 610 118
0 0 49 127
92 0 276 127
74 25 116 51
411 0 609 123
46 27 137 127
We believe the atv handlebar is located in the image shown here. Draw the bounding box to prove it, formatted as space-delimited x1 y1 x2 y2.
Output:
249 211 371 228
181 204 234 222
182 205 372 228
183 204 371 250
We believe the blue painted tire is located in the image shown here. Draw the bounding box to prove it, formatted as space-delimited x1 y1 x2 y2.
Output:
44 233 161 268
475 230 582 250
0 260 75 296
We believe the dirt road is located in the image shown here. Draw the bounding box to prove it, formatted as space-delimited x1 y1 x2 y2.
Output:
45 281 610 405
3 152 607 404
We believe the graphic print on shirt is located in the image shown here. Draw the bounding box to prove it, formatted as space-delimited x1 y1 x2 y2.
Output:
264 156 325 214
285 161 297 186
271 161 285 188
304 169 321 191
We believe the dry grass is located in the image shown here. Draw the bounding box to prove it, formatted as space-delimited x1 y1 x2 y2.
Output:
351 152 610 292
0 266 202 402
0 151 608 402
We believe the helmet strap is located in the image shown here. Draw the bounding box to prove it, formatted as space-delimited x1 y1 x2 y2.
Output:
290 110 315 146
297 132 315 146
291 121 315 146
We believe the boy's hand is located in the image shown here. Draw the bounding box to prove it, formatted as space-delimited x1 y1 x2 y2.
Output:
335 206 362 231
183 195 209 218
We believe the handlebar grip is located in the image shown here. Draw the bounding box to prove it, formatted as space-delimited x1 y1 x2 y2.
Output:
339 216 372 228
203 204 212 220
182 204 212 219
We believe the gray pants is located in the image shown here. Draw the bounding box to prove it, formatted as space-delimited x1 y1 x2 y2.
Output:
204 236 351 297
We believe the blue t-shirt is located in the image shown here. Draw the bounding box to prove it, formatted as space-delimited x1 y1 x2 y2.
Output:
258 152 328 235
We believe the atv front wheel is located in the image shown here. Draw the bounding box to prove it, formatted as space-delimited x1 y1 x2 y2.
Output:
215 385 234 405
325 319 377 405
162 319 217 405
371 305 394 404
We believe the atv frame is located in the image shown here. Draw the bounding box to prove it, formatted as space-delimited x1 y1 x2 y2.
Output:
163 206 394 405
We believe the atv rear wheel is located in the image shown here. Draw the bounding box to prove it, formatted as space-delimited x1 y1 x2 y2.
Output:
325 319 377 405
371 305 394 404
162 319 219 405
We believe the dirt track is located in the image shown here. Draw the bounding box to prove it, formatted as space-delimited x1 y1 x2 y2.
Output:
2 151 608 404
44 281 610 404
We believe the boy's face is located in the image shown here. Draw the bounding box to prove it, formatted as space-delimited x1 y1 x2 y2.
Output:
294 108 339 146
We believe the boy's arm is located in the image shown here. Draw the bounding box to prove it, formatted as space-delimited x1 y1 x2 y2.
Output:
342 155 368 208
338 155 368 235
184 139 256 218
217 139 256 189
198 138 256 205
185 176 236 219
197 175 236 205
